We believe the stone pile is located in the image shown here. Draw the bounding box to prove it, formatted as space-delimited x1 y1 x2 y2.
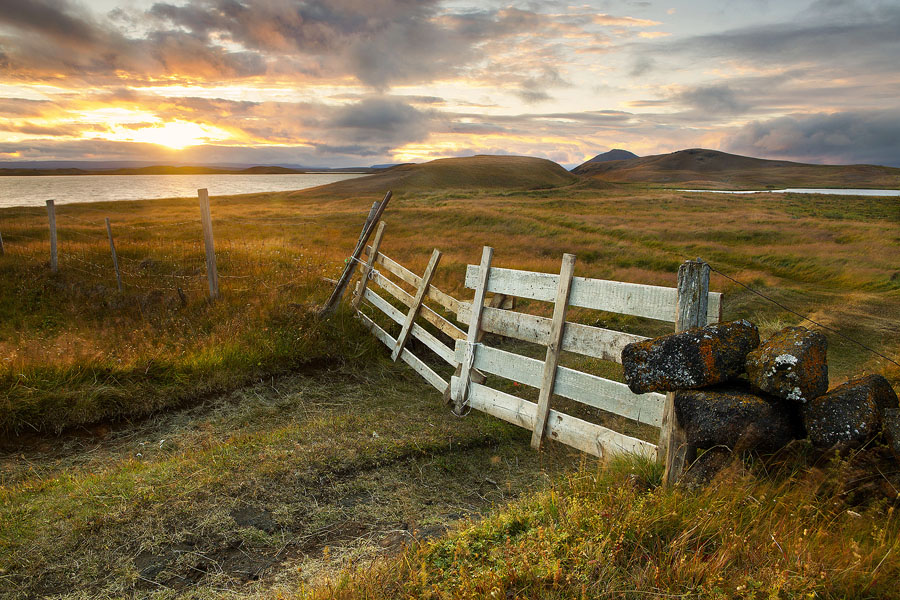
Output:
622 321 900 479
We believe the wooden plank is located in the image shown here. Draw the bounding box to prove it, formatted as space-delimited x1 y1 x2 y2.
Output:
363 287 455 366
105 218 123 292
465 265 721 324
453 246 493 412
660 260 710 487
352 221 386 309
358 311 447 393
391 249 442 361
451 378 656 459
453 340 664 427
372 250 461 314
198 189 219 299
531 253 576 450
457 303 646 363
46 199 57 273
370 270 465 341
321 191 391 317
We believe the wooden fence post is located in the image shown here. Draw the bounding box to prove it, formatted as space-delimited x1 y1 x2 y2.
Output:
531 253 576 450
453 246 493 413
320 190 392 317
351 220 386 309
391 249 442 361
105 218 123 292
0 228 4 255
660 259 710 486
46 199 57 273
198 188 219 300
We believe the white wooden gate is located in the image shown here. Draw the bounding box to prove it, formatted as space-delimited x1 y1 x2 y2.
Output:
353 225 722 481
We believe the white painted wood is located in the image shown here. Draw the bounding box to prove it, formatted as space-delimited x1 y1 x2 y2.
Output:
358 311 447 393
371 270 465 340
454 246 493 411
363 287 456 366
465 264 721 324
452 377 656 459
392 249 442 361
370 250 461 315
457 303 647 363
352 221 386 309
531 253 575 450
453 340 664 427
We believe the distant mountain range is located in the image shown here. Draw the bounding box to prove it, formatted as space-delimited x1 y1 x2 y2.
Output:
0 163 385 176
572 148 900 189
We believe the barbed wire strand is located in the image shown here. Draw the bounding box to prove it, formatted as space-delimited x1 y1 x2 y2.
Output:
707 263 899 368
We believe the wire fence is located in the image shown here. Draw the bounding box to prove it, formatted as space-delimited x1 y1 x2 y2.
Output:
0 193 344 302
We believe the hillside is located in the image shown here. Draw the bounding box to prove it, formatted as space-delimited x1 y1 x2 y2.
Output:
297 155 579 197
572 148 900 189
579 148 639 164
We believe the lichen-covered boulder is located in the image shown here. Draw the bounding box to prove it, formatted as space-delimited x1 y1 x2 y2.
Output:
802 375 898 448
674 384 801 453
745 326 828 403
883 408 900 463
622 320 759 394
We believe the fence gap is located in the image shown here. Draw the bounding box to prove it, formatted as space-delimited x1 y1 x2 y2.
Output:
198 188 219 300
660 259 710 486
46 199 57 273
391 249 442 361
105 217 123 292
530 253 576 450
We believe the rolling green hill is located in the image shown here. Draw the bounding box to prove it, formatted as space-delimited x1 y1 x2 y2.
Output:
572 148 900 189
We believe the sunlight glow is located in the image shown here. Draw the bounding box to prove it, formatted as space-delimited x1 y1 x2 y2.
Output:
91 120 233 149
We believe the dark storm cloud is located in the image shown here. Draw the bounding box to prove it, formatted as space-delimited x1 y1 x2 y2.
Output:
724 110 900 167
657 1 900 73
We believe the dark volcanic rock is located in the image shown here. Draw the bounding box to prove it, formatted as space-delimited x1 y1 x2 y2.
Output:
679 447 734 488
746 326 828 403
802 375 898 448
675 384 801 453
883 408 900 463
622 320 760 394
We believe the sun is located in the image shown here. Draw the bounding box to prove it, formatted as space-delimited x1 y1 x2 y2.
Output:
89 118 232 149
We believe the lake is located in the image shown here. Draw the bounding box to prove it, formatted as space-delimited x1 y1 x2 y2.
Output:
678 188 900 196
0 173 368 209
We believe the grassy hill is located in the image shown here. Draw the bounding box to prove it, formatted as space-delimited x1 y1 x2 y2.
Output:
300 155 580 198
572 148 900 189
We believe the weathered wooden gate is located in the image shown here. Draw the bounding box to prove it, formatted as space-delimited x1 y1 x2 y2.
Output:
352 222 722 482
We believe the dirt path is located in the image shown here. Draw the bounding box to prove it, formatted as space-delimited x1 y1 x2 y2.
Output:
0 362 581 599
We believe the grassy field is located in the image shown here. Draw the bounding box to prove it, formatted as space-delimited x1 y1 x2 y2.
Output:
1 162 898 597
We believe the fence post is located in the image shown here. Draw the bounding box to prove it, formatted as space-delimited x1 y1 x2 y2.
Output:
320 190 392 317
105 218 123 292
198 188 219 300
391 249 442 361
660 258 710 486
46 199 57 273
531 253 576 450
351 220 386 309
453 246 493 413
0 228 4 255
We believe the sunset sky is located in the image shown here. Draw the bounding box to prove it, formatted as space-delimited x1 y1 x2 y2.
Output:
1 0 899 168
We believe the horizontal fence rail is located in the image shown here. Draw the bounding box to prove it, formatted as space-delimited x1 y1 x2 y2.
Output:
354 230 720 477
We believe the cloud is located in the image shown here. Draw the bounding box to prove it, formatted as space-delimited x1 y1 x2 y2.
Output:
676 84 750 115
724 110 900 167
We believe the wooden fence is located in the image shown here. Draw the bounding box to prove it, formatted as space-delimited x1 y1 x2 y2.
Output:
353 221 723 483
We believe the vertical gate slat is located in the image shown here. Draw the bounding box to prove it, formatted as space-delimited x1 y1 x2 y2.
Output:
453 246 493 413
392 248 442 361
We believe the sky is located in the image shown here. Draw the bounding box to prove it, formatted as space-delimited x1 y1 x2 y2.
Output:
0 0 899 168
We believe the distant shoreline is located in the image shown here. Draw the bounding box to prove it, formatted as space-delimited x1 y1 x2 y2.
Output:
0 165 379 177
